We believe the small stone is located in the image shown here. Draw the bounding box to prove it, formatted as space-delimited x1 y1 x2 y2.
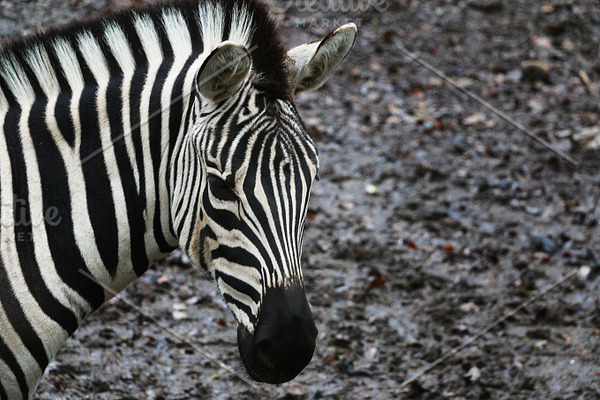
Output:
456 77 475 89
531 233 556 254
561 39 575 53
459 302 480 313
468 0 503 12
365 184 378 195
574 126 600 149
465 366 481 382
463 112 486 126
172 311 188 320
521 61 550 83
577 265 591 282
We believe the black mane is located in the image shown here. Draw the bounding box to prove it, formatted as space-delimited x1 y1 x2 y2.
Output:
0 0 291 100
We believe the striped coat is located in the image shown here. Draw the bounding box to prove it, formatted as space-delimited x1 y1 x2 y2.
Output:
0 0 356 397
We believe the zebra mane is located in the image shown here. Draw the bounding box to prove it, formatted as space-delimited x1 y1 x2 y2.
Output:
0 0 290 106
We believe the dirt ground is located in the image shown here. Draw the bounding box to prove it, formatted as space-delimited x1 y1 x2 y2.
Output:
1 0 599 399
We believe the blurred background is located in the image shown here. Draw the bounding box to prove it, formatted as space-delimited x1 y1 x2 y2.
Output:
2 0 598 398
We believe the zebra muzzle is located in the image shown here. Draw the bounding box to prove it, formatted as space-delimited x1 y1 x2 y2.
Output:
237 285 318 384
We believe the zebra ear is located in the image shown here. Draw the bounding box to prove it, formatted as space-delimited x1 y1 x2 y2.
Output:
287 23 357 95
197 41 251 102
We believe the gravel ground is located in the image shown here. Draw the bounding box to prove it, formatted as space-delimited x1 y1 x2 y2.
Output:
1 0 599 399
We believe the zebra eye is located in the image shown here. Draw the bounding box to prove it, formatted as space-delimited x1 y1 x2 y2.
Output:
207 174 238 201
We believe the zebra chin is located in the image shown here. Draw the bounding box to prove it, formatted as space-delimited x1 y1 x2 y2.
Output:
236 285 318 384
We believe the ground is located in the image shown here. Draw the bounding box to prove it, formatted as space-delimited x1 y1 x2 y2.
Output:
1 0 599 399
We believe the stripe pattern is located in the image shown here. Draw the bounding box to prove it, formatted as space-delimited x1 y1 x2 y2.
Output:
0 0 317 398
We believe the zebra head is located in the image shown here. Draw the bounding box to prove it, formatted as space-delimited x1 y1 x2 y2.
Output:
174 24 357 383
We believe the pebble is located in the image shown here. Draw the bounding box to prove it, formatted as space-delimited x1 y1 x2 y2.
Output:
574 126 600 149
467 0 503 12
577 266 591 282
531 233 557 254
521 60 551 82
465 366 481 382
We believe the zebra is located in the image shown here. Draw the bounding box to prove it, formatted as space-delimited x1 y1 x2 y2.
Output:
0 0 357 398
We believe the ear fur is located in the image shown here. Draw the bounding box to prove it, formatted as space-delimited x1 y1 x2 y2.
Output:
287 23 357 95
197 41 251 102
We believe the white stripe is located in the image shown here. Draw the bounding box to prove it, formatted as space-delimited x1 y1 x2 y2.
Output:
217 276 257 331
229 3 254 47
214 259 262 298
53 38 85 152
24 45 60 99
197 1 225 51
52 38 85 93
104 22 141 193
0 55 35 106
134 15 170 261
162 9 193 58
104 23 136 74
77 31 135 290
0 87 7 111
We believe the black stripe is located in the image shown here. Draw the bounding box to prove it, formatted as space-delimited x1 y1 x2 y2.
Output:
128 64 147 211
106 72 150 277
0 333 29 400
28 99 104 314
152 12 173 60
222 292 256 325
47 42 71 94
0 377 7 400
149 60 177 253
54 93 76 147
175 147 198 236
171 107 196 225
213 254 261 303
183 190 201 251
79 85 120 277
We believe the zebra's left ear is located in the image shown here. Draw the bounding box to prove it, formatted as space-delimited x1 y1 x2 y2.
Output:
197 41 251 102
287 23 357 95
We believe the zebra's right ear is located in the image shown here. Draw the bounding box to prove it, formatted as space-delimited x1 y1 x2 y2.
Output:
197 41 251 103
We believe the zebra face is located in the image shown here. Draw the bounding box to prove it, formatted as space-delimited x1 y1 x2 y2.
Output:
188 92 319 383
176 23 356 384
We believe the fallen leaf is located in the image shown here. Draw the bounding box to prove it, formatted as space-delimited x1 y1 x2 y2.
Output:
574 126 600 149
465 366 481 382
172 311 188 320
405 239 418 250
462 112 486 126
459 302 480 313
369 276 386 288
157 274 171 286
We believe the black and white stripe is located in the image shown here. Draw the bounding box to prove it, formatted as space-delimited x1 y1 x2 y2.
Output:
0 0 357 396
